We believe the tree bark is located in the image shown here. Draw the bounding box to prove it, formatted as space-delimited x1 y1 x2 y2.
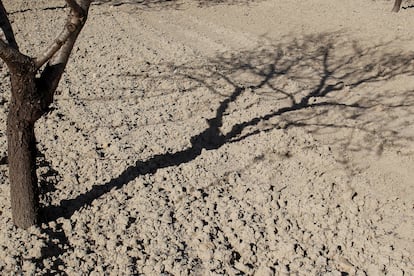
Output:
8 113 39 228
7 59 44 228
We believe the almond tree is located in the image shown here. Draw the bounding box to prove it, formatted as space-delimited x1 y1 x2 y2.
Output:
0 0 92 229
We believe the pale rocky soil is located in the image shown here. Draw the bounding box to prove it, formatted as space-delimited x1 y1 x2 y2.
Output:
0 0 413 275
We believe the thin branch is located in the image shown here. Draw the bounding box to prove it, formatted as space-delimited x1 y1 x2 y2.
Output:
34 0 90 69
34 21 78 69
65 0 84 16
0 0 18 49
49 0 93 70
37 0 92 107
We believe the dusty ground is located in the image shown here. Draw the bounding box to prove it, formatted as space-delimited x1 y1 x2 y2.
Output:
0 0 413 275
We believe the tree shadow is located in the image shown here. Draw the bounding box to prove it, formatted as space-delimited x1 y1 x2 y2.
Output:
32 222 71 275
195 0 266 7
31 152 71 274
92 0 181 10
37 151 60 200
41 32 414 222
92 0 265 10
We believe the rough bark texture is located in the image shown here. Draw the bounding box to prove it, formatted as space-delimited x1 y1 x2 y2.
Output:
7 119 39 228
7 58 44 228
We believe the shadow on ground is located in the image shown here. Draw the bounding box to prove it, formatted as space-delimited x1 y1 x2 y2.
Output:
37 32 414 270
42 32 414 221
92 0 265 10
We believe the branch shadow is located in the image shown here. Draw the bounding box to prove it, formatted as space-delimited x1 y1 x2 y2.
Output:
92 0 265 10
92 0 181 10
42 32 414 223
402 4 414 10
195 0 267 7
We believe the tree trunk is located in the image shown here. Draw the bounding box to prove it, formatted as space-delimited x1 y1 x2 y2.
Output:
8 114 39 228
1 0 92 228
7 63 43 229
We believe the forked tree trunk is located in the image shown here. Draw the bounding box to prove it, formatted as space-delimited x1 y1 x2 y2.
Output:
1 0 92 229
7 60 44 228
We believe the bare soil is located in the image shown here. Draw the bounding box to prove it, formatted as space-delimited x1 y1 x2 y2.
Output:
0 0 413 274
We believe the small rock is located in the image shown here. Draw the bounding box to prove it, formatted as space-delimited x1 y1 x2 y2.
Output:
255 265 275 276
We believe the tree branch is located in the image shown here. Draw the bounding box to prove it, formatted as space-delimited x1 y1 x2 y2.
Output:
0 40 29 69
35 0 90 70
65 0 84 17
34 20 77 70
0 39 14 60
0 0 31 71
0 0 18 50
36 0 92 107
